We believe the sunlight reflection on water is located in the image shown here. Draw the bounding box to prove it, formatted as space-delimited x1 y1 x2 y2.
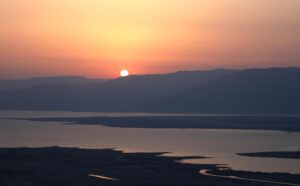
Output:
0 111 299 174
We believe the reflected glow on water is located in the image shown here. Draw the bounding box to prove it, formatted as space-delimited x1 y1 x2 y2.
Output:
0 111 299 174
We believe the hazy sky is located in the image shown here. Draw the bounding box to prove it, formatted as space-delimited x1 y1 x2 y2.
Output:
0 0 299 78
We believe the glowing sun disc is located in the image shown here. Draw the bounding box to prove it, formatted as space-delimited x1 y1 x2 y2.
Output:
120 69 129 77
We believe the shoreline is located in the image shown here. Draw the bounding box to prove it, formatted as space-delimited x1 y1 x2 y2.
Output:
0 147 300 186
238 151 300 159
22 115 300 132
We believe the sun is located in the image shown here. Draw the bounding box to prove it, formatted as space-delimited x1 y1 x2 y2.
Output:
120 69 129 77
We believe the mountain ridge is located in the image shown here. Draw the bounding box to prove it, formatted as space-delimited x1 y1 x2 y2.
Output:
0 67 299 114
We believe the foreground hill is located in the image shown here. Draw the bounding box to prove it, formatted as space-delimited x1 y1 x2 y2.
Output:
0 147 299 186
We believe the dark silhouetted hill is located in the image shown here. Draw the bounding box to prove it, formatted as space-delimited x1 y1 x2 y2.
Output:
149 68 300 114
0 76 106 91
0 68 300 114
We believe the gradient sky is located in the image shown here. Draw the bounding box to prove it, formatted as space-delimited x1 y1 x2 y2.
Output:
0 0 299 78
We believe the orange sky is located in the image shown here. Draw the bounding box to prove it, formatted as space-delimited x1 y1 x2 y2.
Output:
0 0 299 78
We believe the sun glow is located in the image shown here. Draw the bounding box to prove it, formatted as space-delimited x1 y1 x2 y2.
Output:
0 0 299 78
120 70 129 77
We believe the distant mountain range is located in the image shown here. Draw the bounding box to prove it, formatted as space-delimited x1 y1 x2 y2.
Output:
0 76 106 91
150 68 300 114
0 67 299 114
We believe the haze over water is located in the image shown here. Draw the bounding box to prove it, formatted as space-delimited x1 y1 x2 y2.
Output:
1 111 299 174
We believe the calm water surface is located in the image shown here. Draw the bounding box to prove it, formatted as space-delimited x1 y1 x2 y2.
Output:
0 111 299 174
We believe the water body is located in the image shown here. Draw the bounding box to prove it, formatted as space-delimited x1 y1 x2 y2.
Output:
0 111 299 174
